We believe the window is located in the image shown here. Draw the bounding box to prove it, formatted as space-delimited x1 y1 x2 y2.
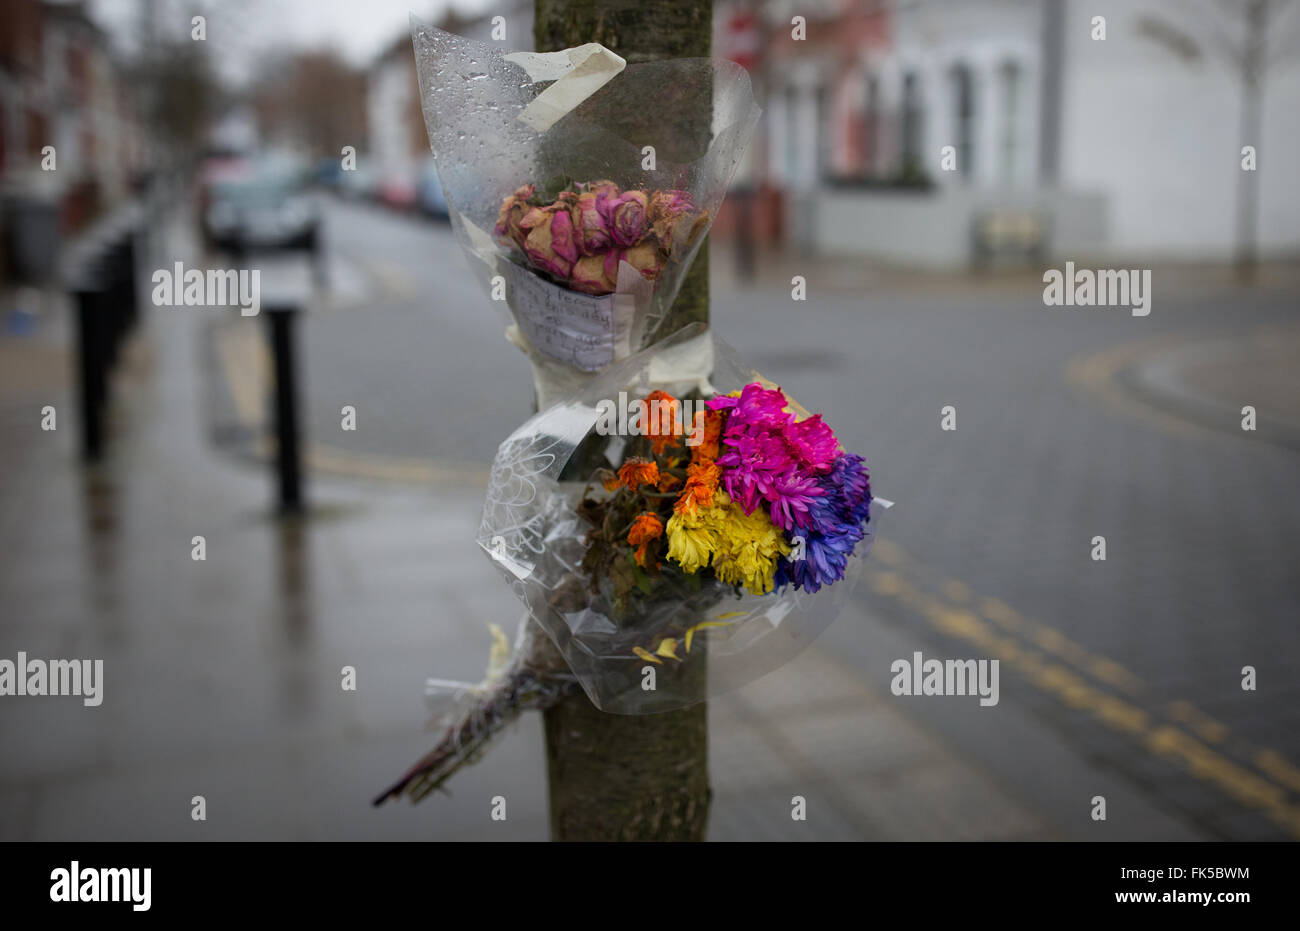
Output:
863 75 879 175
999 61 1022 184
901 71 922 171
951 64 974 179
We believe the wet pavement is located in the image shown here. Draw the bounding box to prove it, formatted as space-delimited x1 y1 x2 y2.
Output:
4 194 1297 839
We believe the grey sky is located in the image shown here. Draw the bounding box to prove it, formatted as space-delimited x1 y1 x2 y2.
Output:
87 0 488 75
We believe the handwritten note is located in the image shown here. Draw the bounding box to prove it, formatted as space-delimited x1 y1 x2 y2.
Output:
503 260 620 371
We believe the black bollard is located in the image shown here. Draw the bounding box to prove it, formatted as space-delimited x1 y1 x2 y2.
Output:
74 282 107 462
263 304 304 514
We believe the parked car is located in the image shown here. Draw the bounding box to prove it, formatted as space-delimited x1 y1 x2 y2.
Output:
202 159 320 254
338 165 378 201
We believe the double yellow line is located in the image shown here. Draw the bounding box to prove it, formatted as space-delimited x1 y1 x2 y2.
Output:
866 537 1300 838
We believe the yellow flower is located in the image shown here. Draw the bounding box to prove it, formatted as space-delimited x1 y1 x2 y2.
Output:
711 495 790 595
665 509 716 574
665 490 727 574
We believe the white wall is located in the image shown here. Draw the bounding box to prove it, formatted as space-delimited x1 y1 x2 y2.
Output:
891 0 1042 188
1059 0 1300 259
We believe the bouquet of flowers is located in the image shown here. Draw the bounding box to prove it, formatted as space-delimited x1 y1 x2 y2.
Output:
410 19 760 387
495 180 707 296
476 327 889 714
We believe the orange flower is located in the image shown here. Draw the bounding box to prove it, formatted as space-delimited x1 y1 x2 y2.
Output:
673 459 721 516
690 409 724 463
644 390 684 455
610 457 659 492
627 512 665 567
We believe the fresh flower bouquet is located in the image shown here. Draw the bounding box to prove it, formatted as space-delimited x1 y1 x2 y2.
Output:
410 19 760 384
476 327 889 714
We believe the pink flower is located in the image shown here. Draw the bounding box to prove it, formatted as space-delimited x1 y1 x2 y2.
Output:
521 204 579 279
494 184 535 251
784 414 840 473
708 382 794 430
603 249 624 287
598 189 649 247
570 254 617 295
715 432 795 515
571 191 613 256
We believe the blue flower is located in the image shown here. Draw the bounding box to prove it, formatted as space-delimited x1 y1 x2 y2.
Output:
775 453 872 593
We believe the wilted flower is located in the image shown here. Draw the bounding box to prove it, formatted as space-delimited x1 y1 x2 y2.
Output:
627 512 665 568
643 389 683 454
608 457 659 492
570 254 617 295
674 459 721 517
690 409 724 462
583 179 620 197
648 190 707 256
521 204 579 279
571 191 613 256
494 184 535 250
598 189 649 247
623 241 666 281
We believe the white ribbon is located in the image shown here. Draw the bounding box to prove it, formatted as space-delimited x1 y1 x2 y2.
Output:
505 43 627 133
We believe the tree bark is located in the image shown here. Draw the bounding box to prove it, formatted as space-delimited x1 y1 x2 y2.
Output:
535 0 712 842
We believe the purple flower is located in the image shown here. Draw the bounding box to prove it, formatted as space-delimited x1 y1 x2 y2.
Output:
768 469 825 531
775 453 873 592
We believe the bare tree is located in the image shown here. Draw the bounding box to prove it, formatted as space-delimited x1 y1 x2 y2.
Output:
1138 0 1300 279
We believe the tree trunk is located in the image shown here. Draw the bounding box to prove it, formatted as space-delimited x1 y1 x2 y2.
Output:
535 0 713 842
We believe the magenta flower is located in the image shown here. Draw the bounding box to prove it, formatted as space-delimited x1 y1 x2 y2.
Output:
715 432 794 515
784 414 840 473
708 383 794 431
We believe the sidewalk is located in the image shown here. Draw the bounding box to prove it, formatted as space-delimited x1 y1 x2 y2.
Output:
710 239 1300 300
1123 324 1300 450
1 272 1190 841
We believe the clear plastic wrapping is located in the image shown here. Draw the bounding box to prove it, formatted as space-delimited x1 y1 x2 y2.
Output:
410 19 761 374
478 327 888 713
